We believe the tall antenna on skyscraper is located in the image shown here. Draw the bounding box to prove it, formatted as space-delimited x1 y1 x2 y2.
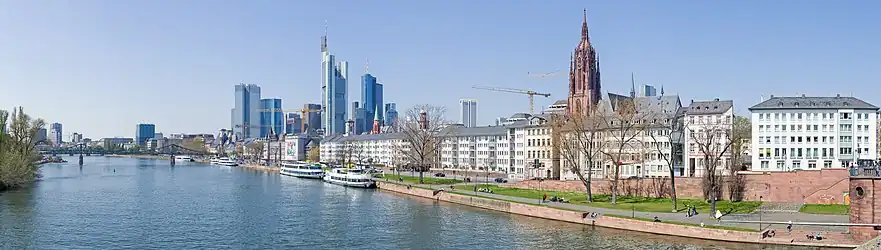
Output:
321 20 328 52
365 56 369 73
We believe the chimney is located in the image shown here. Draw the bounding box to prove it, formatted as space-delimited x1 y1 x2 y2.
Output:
836 94 841 98
714 98 720 102
690 99 694 104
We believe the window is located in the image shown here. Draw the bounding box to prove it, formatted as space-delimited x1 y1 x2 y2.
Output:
776 161 785 169
774 148 780 157
813 125 818 131
761 161 769 169
793 161 801 169
808 163 817 169
840 147 852 155
823 161 832 168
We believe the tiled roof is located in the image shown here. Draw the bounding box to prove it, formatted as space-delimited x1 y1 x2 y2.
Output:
686 99 733 115
749 96 878 111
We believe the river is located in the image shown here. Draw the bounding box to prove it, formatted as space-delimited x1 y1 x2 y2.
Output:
0 156 818 249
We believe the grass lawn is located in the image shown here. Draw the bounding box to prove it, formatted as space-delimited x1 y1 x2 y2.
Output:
456 184 762 214
799 204 849 215
377 173 463 185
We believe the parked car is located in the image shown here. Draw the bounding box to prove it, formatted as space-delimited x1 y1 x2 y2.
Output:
494 177 508 183
434 172 446 177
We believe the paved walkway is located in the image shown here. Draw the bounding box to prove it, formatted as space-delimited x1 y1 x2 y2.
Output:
385 180 850 233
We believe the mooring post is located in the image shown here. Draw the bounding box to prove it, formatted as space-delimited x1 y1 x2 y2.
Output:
170 151 176 167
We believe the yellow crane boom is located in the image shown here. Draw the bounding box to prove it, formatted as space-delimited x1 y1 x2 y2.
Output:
472 86 551 114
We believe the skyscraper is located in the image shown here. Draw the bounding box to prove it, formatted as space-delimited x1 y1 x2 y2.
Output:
360 73 384 132
352 101 366 135
49 123 62 147
232 83 262 139
259 98 283 138
302 103 322 133
384 103 398 126
459 99 478 128
135 123 156 146
286 113 302 135
321 24 349 136
35 128 47 144
568 9 602 115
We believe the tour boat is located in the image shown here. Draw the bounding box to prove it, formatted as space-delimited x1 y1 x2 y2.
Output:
174 155 195 162
280 162 324 179
210 157 238 167
323 167 376 188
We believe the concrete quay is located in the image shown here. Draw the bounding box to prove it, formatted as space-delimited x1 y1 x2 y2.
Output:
377 181 861 248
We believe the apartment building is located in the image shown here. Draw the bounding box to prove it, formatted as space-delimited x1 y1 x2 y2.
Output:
749 95 879 171
683 98 735 177
319 113 559 180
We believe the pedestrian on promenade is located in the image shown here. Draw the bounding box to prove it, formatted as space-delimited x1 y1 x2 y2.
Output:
542 194 547 203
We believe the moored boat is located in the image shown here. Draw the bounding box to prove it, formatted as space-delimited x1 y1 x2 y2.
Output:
323 167 376 188
280 162 324 179
210 157 238 167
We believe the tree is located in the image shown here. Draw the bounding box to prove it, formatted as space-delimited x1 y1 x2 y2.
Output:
394 104 446 184
688 113 737 216
647 109 685 212
307 146 320 163
0 107 46 191
556 110 605 202
352 142 367 165
182 137 207 153
727 116 751 201
598 99 650 205
246 141 264 159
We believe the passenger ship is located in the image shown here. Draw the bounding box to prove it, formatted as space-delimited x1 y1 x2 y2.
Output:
323 167 376 188
210 157 238 167
280 162 324 179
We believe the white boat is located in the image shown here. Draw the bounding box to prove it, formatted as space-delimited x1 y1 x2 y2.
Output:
210 157 238 167
280 162 324 179
323 167 376 188
174 155 194 162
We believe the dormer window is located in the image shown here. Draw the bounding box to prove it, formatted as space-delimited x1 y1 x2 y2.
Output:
778 102 784 107
843 102 850 106
794 102 799 107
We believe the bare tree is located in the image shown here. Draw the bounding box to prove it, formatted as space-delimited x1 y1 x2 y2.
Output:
598 98 651 205
648 109 685 212
688 114 737 216
394 104 447 184
556 109 605 202
727 116 751 201
352 142 367 165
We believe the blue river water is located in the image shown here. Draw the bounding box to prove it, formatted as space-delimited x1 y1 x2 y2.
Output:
0 156 816 249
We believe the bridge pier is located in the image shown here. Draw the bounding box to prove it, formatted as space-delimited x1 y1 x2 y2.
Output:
78 154 84 166
170 153 176 167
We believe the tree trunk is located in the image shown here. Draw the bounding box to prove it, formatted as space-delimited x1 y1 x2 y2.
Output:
585 169 593 202
669 168 678 212
611 164 619 205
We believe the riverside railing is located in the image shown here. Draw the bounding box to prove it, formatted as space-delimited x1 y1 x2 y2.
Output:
850 166 881 178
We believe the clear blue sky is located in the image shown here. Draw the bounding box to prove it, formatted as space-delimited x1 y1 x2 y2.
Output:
1 1 879 139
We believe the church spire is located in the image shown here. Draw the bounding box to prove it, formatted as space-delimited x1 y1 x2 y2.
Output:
660 85 665 96
581 9 589 42
630 72 636 98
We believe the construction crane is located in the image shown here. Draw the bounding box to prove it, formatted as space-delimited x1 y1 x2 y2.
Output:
527 71 567 78
472 86 551 114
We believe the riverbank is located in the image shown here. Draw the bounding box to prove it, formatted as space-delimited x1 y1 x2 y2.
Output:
377 181 860 248
105 154 167 160
243 164 278 172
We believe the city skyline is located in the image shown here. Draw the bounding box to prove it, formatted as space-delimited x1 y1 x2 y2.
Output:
2 1 880 138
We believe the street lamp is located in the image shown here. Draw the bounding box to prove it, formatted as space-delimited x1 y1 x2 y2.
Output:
632 166 641 218
759 195 763 231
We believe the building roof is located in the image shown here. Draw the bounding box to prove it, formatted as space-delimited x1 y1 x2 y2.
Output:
685 99 733 115
597 93 682 116
748 96 879 111
439 125 506 137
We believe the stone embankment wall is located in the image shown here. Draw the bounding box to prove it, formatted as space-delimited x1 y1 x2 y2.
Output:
377 182 857 248
243 164 279 172
506 169 850 204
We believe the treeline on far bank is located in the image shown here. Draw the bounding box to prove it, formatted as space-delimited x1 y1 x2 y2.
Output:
0 107 45 191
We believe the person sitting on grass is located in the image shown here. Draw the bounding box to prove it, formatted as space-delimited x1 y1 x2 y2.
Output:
653 216 661 222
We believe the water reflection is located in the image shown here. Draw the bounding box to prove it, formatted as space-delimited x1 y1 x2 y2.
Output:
0 157 830 250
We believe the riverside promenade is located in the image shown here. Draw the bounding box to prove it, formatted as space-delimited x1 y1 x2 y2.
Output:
377 179 861 248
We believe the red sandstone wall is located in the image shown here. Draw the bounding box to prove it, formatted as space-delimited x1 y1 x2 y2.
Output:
505 169 850 204
377 181 858 247
849 179 880 242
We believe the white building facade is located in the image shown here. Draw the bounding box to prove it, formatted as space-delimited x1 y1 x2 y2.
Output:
749 95 879 171
683 99 735 177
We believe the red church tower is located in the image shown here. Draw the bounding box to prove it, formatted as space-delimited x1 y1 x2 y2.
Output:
567 9 602 115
